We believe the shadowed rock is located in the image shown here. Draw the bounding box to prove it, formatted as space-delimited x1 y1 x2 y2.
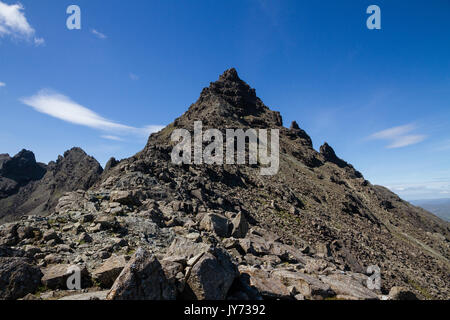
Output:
107 248 176 300
0 147 103 222
0 257 42 300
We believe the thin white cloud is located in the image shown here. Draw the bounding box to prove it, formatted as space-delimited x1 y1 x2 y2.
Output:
386 135 426 149
91 29 107 39
369 124 426 149
101 135 124 142
0 82 5 87
0 1 44 45
34 36 44 46
129 73 139 81
385 179 450 200
370 124 415 140
21 89 164 138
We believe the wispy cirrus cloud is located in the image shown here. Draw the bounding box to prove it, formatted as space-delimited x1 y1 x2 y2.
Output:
129 73 139 81
20 90 164 139
0 1 44 45
91 29 107 39
0 82 5 87
386 179 450 200
101 135 124 142
369 124 426 149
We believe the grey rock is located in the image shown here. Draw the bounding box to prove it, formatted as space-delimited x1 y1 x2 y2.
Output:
92 255 128 288
272 269 334 298
199 213 230 238
0 257 42 300
186 247 238 300
319 273 378 300
107 248 176 300
59 290 109 300
230 212 249 238
41 264 90 290
388 286 418 300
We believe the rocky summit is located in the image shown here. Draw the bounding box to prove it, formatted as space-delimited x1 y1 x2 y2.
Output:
0 148 103 223
0 69 449 301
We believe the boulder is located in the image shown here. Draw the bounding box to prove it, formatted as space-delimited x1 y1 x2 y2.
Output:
78 232 93 243
199 213 231 238
92 255 128 288
107 248 176 300
110 190 140 206
319 273 378 300
230 212 249 238
41 264 90 290
43 229 61 243
185 247 238 300
388 286 418 300
160 259 185 293
238 266 291 299
163 237 210 265
0 257 42 300
271 269 334 298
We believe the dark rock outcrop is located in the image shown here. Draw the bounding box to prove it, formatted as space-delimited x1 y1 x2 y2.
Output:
0 147 102 222
0 150 46 199
0 257 42 300
319 142 349 168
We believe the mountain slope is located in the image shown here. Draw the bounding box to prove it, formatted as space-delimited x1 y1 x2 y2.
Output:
97 68 449 298
1 69 448 300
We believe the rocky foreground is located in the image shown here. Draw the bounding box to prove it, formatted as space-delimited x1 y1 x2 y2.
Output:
0 69 449 300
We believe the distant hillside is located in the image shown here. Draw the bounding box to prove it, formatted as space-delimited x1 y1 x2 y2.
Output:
411 199 450 222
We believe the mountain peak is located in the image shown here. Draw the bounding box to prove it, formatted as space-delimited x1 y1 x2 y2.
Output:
171 68 283 130
201 68 260 113
218 67 240 82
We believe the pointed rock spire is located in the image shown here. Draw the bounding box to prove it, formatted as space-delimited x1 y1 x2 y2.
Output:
290 121 300 130
320 143 361 179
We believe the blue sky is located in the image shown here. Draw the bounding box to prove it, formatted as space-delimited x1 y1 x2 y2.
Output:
0 0 449 200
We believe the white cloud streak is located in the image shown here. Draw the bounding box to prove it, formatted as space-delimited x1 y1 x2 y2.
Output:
386 179 450 200
21 90 164 138
369 124 426 149
34 36 44 46
0 1 44 45
91 29 107 39
101 135 124 142
0 82 5 87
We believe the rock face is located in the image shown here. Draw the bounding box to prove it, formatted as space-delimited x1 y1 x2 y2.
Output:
185 247 238 300
0 150 46 199
199 213 231 238
388 286 418 300
319 273 379 300
0 68 449 300
41 264 90 290
107 248 176 300
0 148 102 223
0 257 42 300
92 255 128 288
